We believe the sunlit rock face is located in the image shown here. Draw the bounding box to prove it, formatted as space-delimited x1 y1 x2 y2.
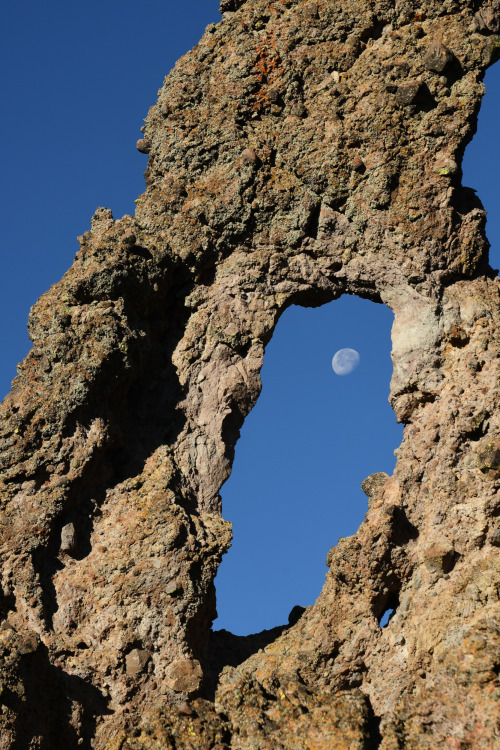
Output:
1 0 500 746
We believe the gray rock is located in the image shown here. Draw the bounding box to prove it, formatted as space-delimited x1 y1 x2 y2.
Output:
488 529 500 547
60 523 77 553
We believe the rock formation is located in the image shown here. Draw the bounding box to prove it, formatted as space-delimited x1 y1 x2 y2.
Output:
1 0 500 746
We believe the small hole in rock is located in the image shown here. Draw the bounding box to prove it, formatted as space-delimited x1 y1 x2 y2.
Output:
379 608 394 628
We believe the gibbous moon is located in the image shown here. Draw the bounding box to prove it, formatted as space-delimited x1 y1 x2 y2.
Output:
332 348 360 376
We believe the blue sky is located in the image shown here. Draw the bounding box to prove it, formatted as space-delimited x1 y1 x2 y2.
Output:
214 297 401 633
1 1 499 635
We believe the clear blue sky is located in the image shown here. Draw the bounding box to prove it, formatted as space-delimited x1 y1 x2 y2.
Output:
1 1 499 635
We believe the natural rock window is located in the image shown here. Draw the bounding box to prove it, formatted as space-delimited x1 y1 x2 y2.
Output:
214 296 403 635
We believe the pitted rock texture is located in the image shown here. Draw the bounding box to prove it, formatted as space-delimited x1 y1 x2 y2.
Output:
1 0 500 747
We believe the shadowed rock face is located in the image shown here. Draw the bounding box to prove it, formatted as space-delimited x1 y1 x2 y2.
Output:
1 0 500 746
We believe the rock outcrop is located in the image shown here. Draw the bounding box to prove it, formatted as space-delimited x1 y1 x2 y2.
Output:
1 0 500 747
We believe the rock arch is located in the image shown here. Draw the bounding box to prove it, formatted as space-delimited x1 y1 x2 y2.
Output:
213 294 398 636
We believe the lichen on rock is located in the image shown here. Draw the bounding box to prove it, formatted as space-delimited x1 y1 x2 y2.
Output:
1 0 500 746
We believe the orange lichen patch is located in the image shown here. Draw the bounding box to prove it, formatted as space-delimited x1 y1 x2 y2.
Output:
251 36 285 113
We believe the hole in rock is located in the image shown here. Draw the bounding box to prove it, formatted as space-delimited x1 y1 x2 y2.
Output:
214 296 403 636
379 608 394 628
462 63 500 273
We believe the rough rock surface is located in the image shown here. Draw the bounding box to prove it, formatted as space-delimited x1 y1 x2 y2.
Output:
1 0 500 747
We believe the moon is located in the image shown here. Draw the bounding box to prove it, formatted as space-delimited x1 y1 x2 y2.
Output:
332 348 360 376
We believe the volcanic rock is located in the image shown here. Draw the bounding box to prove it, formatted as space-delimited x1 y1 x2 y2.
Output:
1 0 500 746
424 39 455 72
60 522 77 553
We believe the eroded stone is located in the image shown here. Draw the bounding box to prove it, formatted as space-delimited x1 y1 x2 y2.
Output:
424 39 454 72
126 649 151 676
60 523 77 553
1 0 500 747
165 658 203 693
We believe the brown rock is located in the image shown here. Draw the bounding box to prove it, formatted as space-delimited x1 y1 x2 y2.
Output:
121 230 136 247
241 148 257 163
176 701 194 716
424 39 454 73
136 138 150 154
125 648 151 676
395 80 425 106
165 658 203 693
475 7 500 33
351 155 365 172
423 544 456 575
